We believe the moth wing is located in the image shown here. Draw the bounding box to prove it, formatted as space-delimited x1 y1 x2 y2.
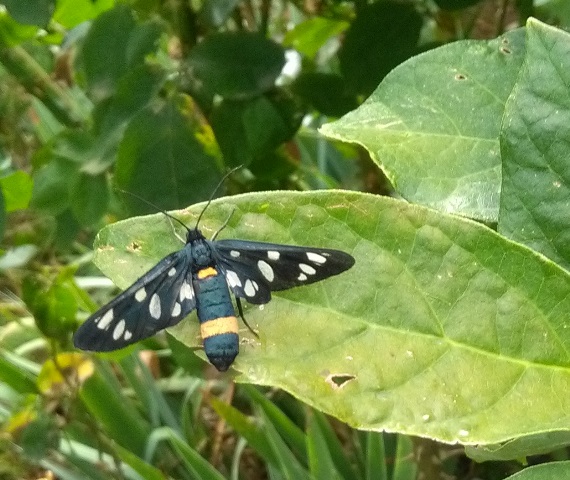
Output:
73 248 196 351
214 239 354 304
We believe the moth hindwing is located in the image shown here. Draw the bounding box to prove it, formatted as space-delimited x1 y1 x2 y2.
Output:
74 201 355 372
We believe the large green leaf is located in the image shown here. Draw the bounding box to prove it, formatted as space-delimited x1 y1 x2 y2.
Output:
30 159 76 215
211 93 302 167
79 5 162 102
184 32 285 100
322 29 526 222
292 73 359 117
69 172 109 226
114 100 221 214
338 1 422 97
499 19 570 270
3 0 54 27
90 191 570 447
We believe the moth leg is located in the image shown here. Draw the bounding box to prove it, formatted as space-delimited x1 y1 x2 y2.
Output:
236 297 259 338
169 217 186 244
211 207 236 240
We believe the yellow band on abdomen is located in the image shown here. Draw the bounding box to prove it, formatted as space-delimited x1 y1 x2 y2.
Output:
197 267 218 279
200 316 239 339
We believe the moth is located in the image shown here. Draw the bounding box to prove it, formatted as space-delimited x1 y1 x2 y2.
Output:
74 190 355 371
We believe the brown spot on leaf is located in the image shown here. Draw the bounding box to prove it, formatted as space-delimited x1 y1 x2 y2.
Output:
127 241 142 252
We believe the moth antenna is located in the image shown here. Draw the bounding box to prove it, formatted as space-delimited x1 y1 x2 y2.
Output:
115 166 242 233
115 188 191 233
195 165 242 229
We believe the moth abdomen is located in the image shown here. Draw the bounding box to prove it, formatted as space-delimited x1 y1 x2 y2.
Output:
194 266 239 371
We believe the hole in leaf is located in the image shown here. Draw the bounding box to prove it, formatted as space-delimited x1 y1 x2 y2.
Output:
325 373 356 390
455 73 466 80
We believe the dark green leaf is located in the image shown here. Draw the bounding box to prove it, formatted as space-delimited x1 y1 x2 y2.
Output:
292 73 358 117
499 20 570 269
69 172 109 226
211 93 302 167
185 32 285 100
19 413 60 460
30 160 76 215
48 130 115 176
199 0 241 28
94 64 165 137
433 0 483 10
339 1 422 96
3 0 54 27
55 209 81 248
115 100 221 214
79 4 162 102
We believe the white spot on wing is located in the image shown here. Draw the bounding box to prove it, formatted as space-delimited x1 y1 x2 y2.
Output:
168 267 176 277
97 309 114 330
298 273 308 281
257 260 274 282
244 279 256 297
124 330 132 341
307 252 327 264
113 319 126 340
299 263 316 275
149 293 161 319
180 281 193 301
267 250 280 260
226 270 241 288
135 288 146 302
230 250 240 258
172 302 181 317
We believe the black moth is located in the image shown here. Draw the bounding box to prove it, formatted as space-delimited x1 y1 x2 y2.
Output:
74 196 355 371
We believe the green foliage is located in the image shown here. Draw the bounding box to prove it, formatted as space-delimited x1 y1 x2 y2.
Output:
499 22 570 270
2 1 570 479
322 27 527 222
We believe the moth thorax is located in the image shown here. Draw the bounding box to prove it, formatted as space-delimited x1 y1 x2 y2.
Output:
192 239 213 266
